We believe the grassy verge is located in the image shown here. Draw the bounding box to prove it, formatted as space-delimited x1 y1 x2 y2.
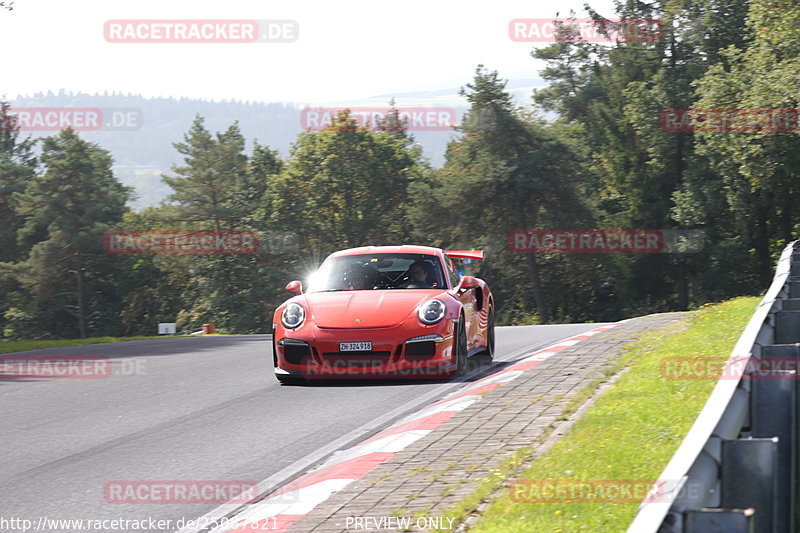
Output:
0 335 188 355
464 296 759 533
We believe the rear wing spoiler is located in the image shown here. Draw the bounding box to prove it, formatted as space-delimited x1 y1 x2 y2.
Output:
445 250 484 261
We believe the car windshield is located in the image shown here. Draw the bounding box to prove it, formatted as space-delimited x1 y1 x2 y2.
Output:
306 253 446 292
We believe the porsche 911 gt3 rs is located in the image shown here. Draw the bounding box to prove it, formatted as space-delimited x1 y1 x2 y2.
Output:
271 245 495 383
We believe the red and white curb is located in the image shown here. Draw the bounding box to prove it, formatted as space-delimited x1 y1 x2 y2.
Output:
208 323 622 532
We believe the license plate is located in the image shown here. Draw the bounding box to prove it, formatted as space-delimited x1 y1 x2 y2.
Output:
340 342 372 352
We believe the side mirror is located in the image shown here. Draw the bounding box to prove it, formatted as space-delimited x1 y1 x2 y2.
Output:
458 276 480 291
285 280 303 295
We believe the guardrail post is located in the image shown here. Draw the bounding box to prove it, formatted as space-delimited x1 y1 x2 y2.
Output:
750 367 795 533
783 299 800 311
721 438 778 533
790 280 800 299
684 508 754 533
776 312 800 344
789 281 800 299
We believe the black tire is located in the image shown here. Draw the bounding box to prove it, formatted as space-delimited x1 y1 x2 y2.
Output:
483 306 496 360
454 317 468 377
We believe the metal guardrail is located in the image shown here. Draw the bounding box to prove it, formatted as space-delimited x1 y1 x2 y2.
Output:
628 240 800 533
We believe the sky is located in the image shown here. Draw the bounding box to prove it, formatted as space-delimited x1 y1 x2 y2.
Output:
1 0 618 104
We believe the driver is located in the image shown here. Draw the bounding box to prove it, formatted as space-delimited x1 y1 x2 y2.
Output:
404 260 433 287
408 261 426 282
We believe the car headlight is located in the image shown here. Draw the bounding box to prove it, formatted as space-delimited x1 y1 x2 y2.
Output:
418 299 446 325
281 303 306 329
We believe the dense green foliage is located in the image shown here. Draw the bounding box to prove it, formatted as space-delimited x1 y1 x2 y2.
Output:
1 0 797 338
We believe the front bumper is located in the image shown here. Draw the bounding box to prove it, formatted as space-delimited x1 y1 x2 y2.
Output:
273 320 457 380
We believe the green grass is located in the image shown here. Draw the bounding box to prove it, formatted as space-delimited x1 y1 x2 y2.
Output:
443 447 538 529
0 335 189 354
466 296 759 533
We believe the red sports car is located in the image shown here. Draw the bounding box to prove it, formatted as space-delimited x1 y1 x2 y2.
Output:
271 245 495 383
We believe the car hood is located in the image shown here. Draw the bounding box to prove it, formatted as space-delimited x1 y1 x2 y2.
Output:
303 290 444 328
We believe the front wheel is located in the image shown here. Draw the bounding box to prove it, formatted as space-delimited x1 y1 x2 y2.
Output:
482 306 496 360
453 318 468 377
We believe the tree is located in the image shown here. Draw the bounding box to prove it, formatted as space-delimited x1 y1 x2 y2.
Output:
0 101 37 263
692 0 800 284
0 102 38 338
419 66 596 323
163 116 250 230
532 0 752 311
154 117 289 333
9 129 131 338
264 108 423 253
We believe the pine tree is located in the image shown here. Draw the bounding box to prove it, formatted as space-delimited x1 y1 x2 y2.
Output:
422 66 593 323
11 129 131 338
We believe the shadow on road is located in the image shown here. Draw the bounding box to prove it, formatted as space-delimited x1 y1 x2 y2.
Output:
279 354 516 388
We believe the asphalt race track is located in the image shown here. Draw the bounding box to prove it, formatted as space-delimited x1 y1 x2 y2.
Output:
0 324 603 530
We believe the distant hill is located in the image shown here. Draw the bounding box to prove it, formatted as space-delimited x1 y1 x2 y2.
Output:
11 81 545 210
